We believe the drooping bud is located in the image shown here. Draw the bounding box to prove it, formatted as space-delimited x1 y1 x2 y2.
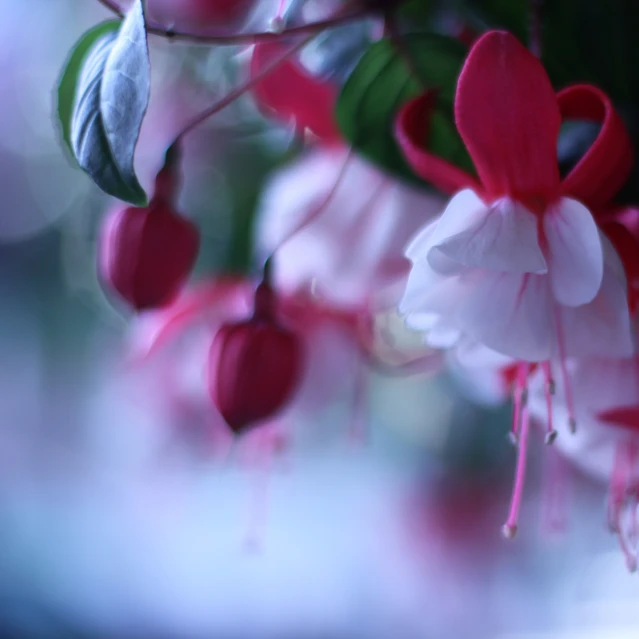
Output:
98 145 199 311
208 260 304 434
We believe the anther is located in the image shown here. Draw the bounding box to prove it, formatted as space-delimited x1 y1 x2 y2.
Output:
548 379 556 395
269 16 286 33
508 432 518 447
545 430 558 445
501 523 517 540
568 417 577 434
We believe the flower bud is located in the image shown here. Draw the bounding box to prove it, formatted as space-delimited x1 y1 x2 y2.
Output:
99 203 199 311
208 272 304 433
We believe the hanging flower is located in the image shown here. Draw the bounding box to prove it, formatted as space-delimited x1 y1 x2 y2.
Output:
394 30 639 540
256 146 446 311
208 263 305 433
396 30 634 366
98 146 200 312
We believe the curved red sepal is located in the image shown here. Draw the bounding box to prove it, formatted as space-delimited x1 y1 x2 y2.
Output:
558 84 634 209
395 92 480 195
250 42 341 144
455 31 561 200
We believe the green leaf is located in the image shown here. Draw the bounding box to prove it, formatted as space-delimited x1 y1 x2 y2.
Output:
69 0 150 205
56 20 121 159
336 33 473 187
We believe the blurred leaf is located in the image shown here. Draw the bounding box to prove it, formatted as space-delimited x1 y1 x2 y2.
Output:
56 20 121 159
336 33 471 185
69 0 150 205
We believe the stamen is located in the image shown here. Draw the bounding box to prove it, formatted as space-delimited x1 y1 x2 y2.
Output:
552 306 577 432
541 361 557 445
509 363 529 447
503 403 531 540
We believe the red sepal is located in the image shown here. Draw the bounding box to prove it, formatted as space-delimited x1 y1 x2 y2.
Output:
250 42 341 144
395 92 480 195
558 84 634 209
455 31 561 201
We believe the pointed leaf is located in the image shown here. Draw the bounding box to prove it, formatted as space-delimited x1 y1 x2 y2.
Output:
56 20 121 159
70 0 150 205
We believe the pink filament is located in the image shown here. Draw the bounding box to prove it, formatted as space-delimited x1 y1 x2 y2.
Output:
503 403 531 538
541 360 557 443
510 363 529 445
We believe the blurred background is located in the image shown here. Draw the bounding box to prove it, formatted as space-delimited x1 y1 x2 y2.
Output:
1 1 639 637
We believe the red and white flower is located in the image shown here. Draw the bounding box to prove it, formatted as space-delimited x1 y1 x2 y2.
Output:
396 31 634 366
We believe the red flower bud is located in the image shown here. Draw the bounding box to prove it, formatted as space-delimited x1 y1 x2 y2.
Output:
208 275 304 434
99 203 199 311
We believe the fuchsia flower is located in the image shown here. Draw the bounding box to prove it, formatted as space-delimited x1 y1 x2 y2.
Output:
397 30 634 366
395 30 638 540
208 263 305 433
256 146 445 310
98 148 200 312
99 202 199 312
251 41 446 311
250 42 342 144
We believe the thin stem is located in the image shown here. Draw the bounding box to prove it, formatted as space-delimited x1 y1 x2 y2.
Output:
96 0 369 46
272 149 354 255
176 33 316 140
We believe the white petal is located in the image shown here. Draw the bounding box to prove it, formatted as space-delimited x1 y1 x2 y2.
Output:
399 266 470 324
454 339 514 369
455 270 554 361
425 320 461 348
431 197 547 274
555 237 634 358
405 220 438 261
403 311 439 332
544 197 603 306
